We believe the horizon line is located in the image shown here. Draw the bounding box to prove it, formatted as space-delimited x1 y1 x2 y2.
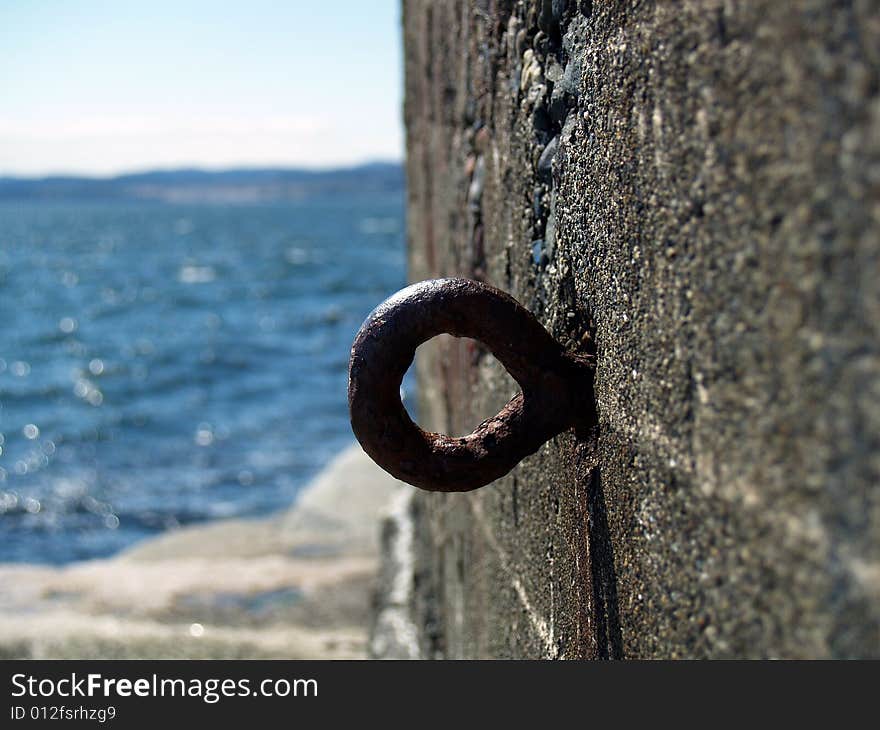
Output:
0 158 404 182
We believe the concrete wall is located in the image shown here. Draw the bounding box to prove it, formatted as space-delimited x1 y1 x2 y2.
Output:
391 0 879 658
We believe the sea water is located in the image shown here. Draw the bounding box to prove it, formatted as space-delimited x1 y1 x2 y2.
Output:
0 193 406 563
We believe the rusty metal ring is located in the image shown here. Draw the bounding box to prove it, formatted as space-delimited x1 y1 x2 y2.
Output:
348 278 596 492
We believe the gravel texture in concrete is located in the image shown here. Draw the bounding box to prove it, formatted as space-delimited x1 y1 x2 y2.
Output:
398 0 879 658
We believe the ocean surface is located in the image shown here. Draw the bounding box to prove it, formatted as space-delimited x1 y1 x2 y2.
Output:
0 193 406 564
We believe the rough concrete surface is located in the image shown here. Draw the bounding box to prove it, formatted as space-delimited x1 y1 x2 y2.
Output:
394 0 880 658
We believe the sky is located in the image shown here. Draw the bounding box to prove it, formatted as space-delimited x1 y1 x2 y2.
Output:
0 0 403 176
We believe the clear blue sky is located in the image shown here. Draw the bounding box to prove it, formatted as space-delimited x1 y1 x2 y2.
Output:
0 0 403 176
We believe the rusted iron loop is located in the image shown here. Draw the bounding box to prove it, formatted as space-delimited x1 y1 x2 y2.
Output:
348 278 596 492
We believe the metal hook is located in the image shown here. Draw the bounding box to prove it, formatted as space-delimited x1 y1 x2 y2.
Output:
348 278 596 492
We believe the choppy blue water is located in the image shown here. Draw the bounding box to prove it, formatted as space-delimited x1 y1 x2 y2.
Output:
0 194 406 564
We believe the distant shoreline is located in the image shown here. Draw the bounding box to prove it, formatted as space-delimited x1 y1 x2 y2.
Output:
0 162 404 204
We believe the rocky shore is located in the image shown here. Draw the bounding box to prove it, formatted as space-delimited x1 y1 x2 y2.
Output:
0 444 405 659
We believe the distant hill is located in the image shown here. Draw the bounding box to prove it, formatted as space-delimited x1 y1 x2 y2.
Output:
0 162 404 203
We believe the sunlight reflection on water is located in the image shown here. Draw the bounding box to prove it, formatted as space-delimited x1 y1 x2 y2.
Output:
0 194 406 563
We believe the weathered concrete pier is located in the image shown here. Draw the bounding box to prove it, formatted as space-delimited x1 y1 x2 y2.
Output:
373 0 880 658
